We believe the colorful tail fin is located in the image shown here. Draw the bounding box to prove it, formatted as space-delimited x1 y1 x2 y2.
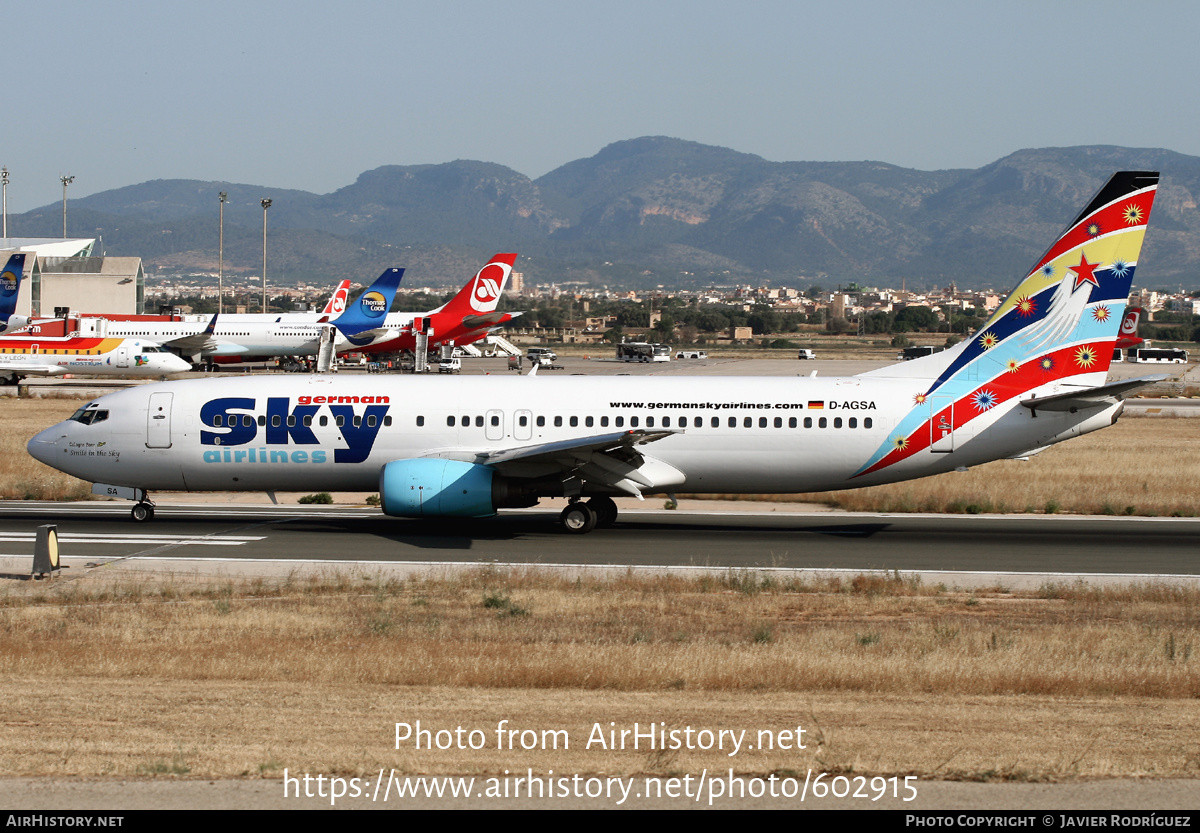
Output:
434 254 517 321
331 268 404 338
1115 306 1144 350
0 253 27 333
321 280 352 315
856 171 1158 478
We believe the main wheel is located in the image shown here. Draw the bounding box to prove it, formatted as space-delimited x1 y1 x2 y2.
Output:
587 497 618 528
131 503 155 522
560 502 597 534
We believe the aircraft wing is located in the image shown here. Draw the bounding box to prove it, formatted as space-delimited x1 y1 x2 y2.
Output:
161 315 219 356
428 429 683 498
0 361 66 377
1020 375 1169 413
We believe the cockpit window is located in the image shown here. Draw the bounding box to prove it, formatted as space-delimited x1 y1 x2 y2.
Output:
69 405 109 425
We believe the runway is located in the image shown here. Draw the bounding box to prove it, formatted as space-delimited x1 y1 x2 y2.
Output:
2 501 1197 588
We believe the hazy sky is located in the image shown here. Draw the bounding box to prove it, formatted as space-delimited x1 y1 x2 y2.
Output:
7 0 1198 212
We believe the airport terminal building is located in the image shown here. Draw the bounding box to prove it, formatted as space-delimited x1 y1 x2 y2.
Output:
0 239 145 317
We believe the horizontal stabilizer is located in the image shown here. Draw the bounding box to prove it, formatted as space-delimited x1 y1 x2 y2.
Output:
1020 375 1168 412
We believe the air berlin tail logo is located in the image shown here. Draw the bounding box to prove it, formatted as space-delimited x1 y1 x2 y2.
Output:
1121 311 1140 335
469 263 509 312
331 288 348 313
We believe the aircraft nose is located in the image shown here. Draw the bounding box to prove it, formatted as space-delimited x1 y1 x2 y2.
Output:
27 424 67 466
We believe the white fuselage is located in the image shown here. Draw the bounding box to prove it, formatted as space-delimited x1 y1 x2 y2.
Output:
0 338 191 381
27 373 1119 497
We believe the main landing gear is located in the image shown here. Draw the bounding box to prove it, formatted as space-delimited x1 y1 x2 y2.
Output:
131 496 156 522
559 496 619 534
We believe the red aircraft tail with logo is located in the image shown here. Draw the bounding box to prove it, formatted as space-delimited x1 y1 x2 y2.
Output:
320 280 352 315
433 254 517 327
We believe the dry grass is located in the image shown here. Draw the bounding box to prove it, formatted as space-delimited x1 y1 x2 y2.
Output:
4 569 1196 697
1 568 1198 779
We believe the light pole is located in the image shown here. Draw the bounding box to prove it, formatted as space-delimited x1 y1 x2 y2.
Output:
60 175 75 238
260 198 272 313
218 192 227 314
1 167 9 240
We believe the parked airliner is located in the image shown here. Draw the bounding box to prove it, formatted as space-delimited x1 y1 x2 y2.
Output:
343 253 521 355
0 335 191 384
28 173 1163 530
1 259 403 366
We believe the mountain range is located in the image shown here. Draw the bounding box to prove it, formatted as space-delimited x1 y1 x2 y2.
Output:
10 138 1200 290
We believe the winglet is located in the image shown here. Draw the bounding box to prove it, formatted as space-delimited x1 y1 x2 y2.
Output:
332 268 404 338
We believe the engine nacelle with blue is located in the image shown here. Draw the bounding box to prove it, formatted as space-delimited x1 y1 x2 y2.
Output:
379 459 499 518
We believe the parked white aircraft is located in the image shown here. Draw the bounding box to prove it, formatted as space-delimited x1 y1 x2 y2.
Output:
28 173 1163 529
0 334 191 384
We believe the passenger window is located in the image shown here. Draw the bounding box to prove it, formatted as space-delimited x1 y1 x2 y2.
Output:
336 416 345 427
804 417 812 428
710 417 718 428
774 417 782 428
647 416 656 428
243 415 253 427
537 416 545 427
258 415 266 426
288 416 297 427
368 415 377 428
728 417 736 428
569 416 578 427
601 416 609 427
864 417 873 429
789 417 797 428
271 415 281 428
384 416 392 426
819 417 827 428
320 415 328 427
630 416 639 427
849 417 857 429
490 415 499 426
462 415 469 426
519 415 528 427
554 416 563 427
447 416 456 427
834 417 842 429
416 416 425 427
585 416 594 428
759 417 767 428
475 416 484 427
304 415 313 427
744 417 752 428
662 416 670 428
213 415 224 427
615 416 624 428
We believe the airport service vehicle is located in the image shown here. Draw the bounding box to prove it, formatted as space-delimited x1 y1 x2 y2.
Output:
526 348 557 367
29 172 1165 532
1127 347 1188 363
676 350 707 360
797 349 816 360
616 342 670 362
437 357 462 374
897 346 941 361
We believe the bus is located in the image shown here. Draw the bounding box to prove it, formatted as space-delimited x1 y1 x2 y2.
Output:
1127 347 1188 364
616 342 671 362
